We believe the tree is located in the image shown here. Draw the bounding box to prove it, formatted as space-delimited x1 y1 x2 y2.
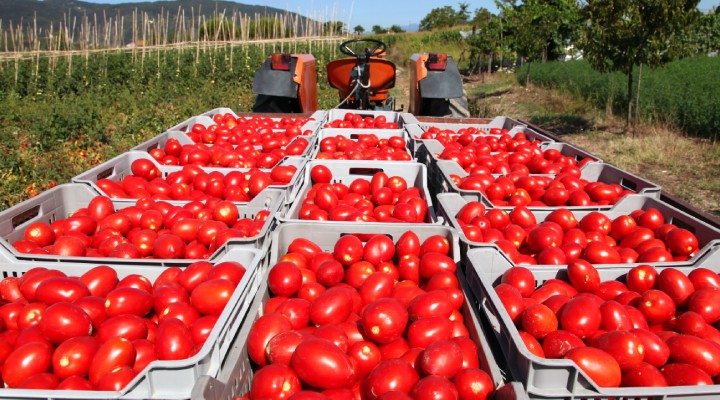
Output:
419 5 460 30
247 17 290 39
354 25 365 35
324 21 345 36
687 10 720 54
580 0 700 128
389 24 405 33
466 8 502 74
499 0 581 64
199 17 235 41
371 25 387 34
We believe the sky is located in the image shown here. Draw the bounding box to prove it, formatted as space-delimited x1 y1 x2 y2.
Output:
85 0 720 31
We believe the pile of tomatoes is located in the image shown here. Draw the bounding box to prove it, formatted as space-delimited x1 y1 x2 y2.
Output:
184 114 315 146
147 134 310 169
323 114 400 129
13 195 270 259
428 135 594 175
417 126 510 140
297 165 429 223
94 158 296 202
0 260 246 390
315 134 412 161
497 260 720 387
446 168 636 207
244 232 495 399
454 202 700 265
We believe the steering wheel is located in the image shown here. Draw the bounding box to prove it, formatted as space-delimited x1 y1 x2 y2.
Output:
339 38 387 57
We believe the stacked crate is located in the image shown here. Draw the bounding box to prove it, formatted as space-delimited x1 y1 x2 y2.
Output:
0 107 718 400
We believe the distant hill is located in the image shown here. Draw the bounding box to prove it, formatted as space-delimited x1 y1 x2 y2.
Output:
0 0 315 45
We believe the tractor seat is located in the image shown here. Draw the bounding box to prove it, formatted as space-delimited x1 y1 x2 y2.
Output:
326 58 396 93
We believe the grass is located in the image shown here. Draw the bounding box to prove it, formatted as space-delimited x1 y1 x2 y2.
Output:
464 73 720 215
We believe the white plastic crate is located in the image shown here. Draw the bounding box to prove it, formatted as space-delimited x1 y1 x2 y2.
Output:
0 184 283 267
280 160 439 224
72 151 308 207
466 245 720 399
436 192 720 268
0 246 262 399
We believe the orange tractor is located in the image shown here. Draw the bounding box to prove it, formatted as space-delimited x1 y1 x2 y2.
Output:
251 38 468 116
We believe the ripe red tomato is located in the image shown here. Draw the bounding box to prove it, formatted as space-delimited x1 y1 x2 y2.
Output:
40 302 93 345
247 313 292 366
290 338 355 390
522 303 558 339
419 340 463 378
155 318 193 360
560 296 602 339
453 368 494 400
410 375 459 400
626 264 658 293
621 362 668 387
361 298 408 344
310 165 333 183
89 337 136 385
564 347 622 387
658 268 695 308
310 287 354 326
268 262 303 297
190 278 236 316
566 260 600 293
364 358 419 399
105 287 154 317
249 364 302 399
590 331 644 371
666 334 720 376
637 289 676 324
2 342 53 387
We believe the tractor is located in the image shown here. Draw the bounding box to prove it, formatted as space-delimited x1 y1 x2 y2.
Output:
251 38 468 117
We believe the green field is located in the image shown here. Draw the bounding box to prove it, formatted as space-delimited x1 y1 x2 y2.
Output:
0 41 343 209
517 58 720 139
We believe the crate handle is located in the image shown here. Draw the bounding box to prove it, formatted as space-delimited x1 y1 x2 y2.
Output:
96 167 113 181
12 205 40 229
348 167 384 176
147 143 158 151
619 177 638 191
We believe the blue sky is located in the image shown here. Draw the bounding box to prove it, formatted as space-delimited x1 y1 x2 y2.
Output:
85 0 720 31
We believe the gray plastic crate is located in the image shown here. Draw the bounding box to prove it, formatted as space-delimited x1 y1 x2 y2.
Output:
192 221 517 399
436 192 720 268
192 270 514 400
0 184 283 266
280 160 439 224
0 246 262 399
72 151 308 207
322 109 420 127
466 245 720 399
312 127 415 159
434 159 661 207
